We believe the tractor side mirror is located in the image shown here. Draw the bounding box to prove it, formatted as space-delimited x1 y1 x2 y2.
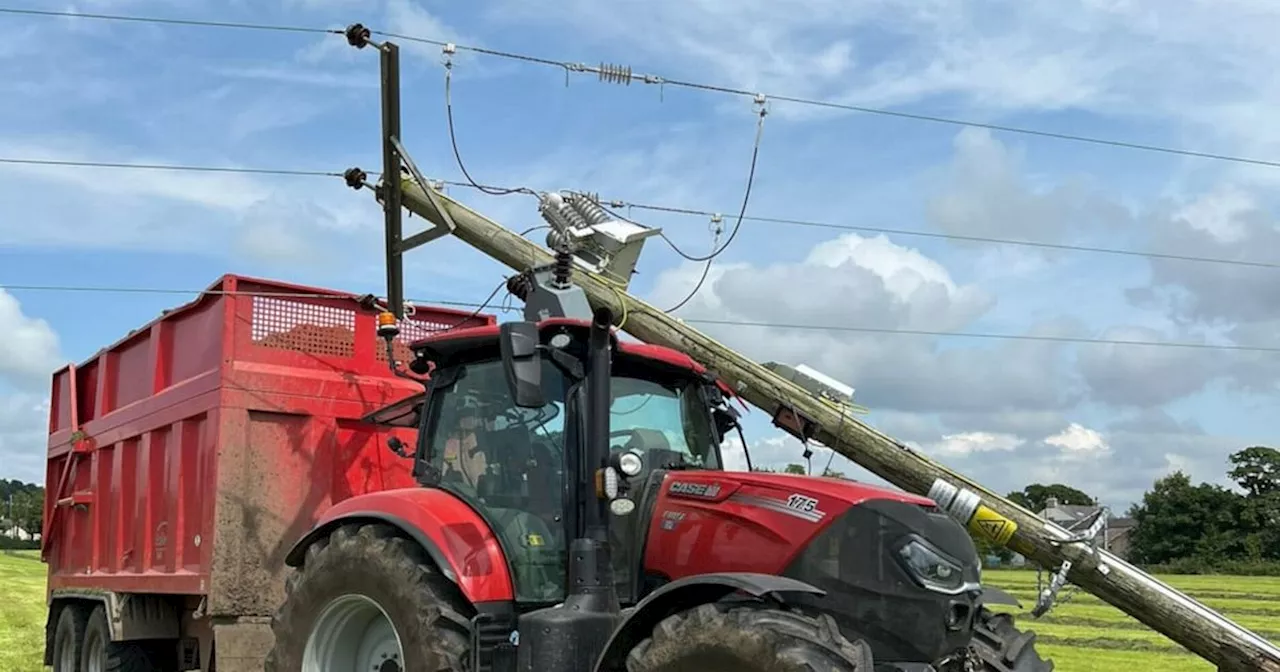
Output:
712 406 740 442
499 321 546 408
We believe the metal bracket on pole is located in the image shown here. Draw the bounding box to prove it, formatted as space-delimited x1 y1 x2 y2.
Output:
1032 508 1108 617
345 23 457 319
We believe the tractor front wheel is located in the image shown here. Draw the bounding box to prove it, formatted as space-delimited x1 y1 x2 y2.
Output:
625 603 874 672
969 608 1054 672
265 522 471 672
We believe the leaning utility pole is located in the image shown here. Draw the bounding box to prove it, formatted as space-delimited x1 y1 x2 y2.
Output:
383 176 1277 672
340 29 1280 672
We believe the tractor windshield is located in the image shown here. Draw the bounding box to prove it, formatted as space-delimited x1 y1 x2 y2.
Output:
609 375 721 471
416 350 724 605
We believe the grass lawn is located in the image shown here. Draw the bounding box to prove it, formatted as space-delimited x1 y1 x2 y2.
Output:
2 553 1277 670
984 569 1280 670
0 550 47 672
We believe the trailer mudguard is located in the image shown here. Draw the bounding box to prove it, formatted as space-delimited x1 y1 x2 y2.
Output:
593 573 827 671
284 487 515 604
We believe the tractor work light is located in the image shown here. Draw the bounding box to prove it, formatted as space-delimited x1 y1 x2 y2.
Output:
597 466 620 500
897 537 977 596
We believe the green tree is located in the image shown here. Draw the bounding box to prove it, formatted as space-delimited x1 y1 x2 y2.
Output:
1228 446 1280 499
1127 471 1245 565
11 489 44 538
1228 446 1280 560
783 463 806 475
1006 483 1095 512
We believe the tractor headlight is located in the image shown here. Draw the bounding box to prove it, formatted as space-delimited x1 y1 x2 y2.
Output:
618 450 643 477
609 498 636 516
897 538 970 595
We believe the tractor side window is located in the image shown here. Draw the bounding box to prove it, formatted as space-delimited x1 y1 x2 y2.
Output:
424 358 569 603
720 435 752 471
609 376 720 471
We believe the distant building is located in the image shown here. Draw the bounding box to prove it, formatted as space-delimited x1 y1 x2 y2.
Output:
1039 496 1134 560
0 523 39 542
991 497 1135 567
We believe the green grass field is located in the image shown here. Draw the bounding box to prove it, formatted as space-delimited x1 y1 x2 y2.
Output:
1 550 47 672
984 569 1280 670
2 552 1277 670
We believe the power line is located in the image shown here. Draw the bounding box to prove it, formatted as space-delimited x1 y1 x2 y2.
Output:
2 154 1277 270
0 157 342 177
12 6 1280 171
441 179 1280 271
4 283 1276 353
0 7 339 35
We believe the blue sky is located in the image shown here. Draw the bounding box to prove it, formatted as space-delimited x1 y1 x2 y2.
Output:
1 0 1277 512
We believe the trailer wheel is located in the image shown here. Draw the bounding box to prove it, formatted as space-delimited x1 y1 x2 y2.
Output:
625 603 874 671
80 605 162 672
970 608 1054 672
52 603 88 672
265 522 471 672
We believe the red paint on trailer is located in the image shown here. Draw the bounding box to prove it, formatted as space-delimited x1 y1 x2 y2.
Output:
41 273 496 617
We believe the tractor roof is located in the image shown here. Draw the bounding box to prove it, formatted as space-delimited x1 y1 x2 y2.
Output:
409 318 737 399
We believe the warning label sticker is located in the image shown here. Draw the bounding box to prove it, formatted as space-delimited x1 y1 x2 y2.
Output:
968 505 1018 546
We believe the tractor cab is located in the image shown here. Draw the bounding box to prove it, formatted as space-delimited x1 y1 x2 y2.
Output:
367 316 747 608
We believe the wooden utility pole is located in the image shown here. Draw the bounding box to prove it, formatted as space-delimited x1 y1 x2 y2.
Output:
387 177 1280 672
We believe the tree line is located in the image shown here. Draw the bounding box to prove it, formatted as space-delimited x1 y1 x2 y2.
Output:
1 478 45 550
976 447 1279 574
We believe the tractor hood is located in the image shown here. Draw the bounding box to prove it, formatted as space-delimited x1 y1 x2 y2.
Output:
722 471 938 509
637 468 982 664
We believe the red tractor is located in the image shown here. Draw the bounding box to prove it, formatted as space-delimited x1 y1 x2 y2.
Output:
264 253 1051 671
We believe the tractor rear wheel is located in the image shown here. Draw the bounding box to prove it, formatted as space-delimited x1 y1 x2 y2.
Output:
264 522 471 672
969 608 1054 672
625 603 874 671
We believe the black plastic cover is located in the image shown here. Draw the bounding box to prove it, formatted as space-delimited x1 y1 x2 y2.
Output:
780 499 983 663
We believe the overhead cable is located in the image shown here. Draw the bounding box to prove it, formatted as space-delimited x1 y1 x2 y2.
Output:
4 283 1276 353
11 6 1280 170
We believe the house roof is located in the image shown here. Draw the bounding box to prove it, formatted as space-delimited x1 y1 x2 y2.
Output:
1039 503 1102 520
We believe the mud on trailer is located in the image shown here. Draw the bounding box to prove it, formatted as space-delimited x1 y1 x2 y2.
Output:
39 274 494 671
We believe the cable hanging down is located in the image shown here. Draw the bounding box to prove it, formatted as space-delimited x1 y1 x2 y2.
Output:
662 95 768 313
12 6 1280 171
442 46 535 198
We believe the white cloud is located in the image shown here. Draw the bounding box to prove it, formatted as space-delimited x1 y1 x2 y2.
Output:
916 431 1025 458
0 290 63 390
0 290 60 486
1044 422 1110 456
0 393 49 485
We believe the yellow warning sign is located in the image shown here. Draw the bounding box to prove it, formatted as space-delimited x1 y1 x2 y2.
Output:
526 534 544 547
967 505 1018 546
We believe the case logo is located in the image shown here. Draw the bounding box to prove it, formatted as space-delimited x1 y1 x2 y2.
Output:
668 481 722 499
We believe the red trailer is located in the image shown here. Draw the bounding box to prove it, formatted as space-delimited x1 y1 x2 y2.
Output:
39 273 495 672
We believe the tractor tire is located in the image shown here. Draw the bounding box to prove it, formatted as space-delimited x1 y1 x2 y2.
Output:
264 522 471 672
51 603 88 672
625 602 875 672
969 608 1054 672
80 605 163 672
